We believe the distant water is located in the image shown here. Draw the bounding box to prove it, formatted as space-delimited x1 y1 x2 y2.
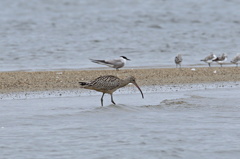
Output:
1 83 240 159
1 0 240 71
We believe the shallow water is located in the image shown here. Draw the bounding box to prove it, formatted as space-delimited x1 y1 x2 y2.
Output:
1 0 240 71
1 84 240 159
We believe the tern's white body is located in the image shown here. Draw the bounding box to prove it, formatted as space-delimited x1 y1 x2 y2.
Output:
90 56 130 70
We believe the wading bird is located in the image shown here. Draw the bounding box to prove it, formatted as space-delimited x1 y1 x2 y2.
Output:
231 54 240 67
213 53 227 67
200 53 217 67
175 54 183 68
79 75 144 106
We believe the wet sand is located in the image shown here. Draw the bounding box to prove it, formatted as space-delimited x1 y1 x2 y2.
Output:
0 67 240 94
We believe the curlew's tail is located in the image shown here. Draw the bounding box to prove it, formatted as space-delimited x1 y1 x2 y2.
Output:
79 82 91 88
79 82 88 86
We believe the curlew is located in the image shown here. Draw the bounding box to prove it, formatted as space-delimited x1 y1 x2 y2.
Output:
90 56 130 71
213 53 227 67
231 54 240 67
79 75 144 106
175 54 183 68
200 53 217 67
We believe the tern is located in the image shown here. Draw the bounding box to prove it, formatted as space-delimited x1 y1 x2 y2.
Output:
90 56 130 70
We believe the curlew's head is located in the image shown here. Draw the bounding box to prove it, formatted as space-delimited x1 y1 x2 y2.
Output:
126 76 144 99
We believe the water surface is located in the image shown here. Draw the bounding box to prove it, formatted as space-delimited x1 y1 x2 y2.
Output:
1 84 240 159
1 0 240 71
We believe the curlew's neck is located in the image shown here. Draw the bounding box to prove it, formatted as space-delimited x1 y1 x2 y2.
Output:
119 77 131 88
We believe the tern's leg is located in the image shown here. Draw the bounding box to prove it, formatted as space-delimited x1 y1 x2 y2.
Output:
110 94 116 105
101 93 105 106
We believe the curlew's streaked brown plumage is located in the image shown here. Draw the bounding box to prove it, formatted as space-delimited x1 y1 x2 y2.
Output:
79 75 144 106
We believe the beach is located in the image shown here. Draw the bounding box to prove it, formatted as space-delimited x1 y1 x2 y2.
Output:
0 67 239 94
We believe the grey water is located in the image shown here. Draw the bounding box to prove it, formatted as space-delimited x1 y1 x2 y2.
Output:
1 83 240 159
1 0 240 71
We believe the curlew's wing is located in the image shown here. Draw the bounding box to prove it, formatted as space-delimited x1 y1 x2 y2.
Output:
89 75 121 91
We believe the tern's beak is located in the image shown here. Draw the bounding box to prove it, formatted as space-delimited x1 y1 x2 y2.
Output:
127 58 131 61
132 82 144 99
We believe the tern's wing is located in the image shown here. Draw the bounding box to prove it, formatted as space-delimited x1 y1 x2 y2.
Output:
104 59 124 68
90 59 114 68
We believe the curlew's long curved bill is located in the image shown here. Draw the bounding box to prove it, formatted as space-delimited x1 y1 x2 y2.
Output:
132 82 144 99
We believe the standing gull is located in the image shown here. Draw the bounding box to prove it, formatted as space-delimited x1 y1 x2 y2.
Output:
213 53 228 67
200 53 217 67
175 54 183 68
79 75 144 106
90 56 130 70
231 54 240 67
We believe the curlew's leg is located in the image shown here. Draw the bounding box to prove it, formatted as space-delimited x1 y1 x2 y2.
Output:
101 93 105 106
110 94 116 105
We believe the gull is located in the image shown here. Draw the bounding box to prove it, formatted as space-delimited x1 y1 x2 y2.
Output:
200 53 217 67
213 53 228 67
175 54 183 68
90 56 130 70
79 75 144 106
231 54 240 67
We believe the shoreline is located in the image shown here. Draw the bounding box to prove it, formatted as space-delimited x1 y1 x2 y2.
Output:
0 67 240 94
